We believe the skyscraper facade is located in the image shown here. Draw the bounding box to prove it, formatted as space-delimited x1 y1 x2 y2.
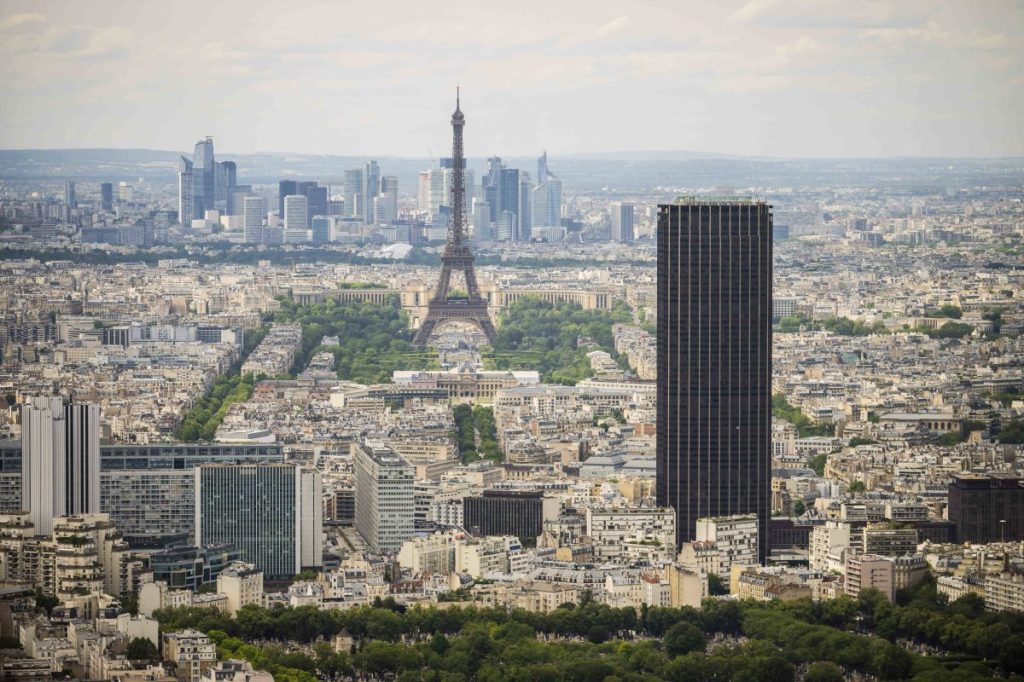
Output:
306 184 328 225
375 176 399 225
531 152 562 232
656 199 773 562
311 216 331 245
194 463 322 579
243 196 264 245
21 396 100 535
100 182 113 211
611 202 635 243
483 162 531 241
343 169 364 219
63 181 76 208
283 195 308 231
364 161 381 225
354 441 414 553
177 138 237 223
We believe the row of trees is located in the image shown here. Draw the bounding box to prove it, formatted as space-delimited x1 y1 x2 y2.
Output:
176 373 255 441
0 246 656 272
452 404 500 463
488 298 633 384
274 297 437 384
176 326 268 441
776 315 890 336
153 583 1024 680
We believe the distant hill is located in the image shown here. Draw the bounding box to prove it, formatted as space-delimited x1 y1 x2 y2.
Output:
1 148 1022 193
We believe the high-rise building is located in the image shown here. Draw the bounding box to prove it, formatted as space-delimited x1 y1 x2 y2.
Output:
21 396 100 535
656 199 773 562
306 184 328 225
279 181 326 227
353 441 414 553
343 169 364 219
518 171 533 240
375 176 399 225
482 156 504 223
214 160 236 213
311 216 331 245
425 161 474 224
364 161 381 224
610 202 635 243
242 196 264 245
283 195 308 232
177 159 194 225
63 181 76 208
176 138 237 223
948 473 1024 543
100 182 113 211
482 160 531 241
531 152 562 233
194 463 322 579
417 171 430 215
193 138 215 218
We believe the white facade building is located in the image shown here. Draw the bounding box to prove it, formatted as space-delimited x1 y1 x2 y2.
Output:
354 441 415 553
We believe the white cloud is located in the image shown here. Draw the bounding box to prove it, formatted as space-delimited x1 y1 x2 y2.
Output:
0 12 45 31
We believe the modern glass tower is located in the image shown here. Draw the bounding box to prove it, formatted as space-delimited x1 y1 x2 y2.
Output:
194 462 321 579
656 199 773 562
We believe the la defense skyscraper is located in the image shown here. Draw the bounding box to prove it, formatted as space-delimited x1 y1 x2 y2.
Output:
656 199 773 562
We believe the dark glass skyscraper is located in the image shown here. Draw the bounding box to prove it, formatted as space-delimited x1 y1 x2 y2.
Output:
656 199 773 562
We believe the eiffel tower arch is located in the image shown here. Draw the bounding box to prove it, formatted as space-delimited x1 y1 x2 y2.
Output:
413 91 497 347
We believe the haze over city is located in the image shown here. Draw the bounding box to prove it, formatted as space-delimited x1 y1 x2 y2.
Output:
1 0 1022 157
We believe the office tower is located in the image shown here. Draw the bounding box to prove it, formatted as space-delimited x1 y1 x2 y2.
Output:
463 490 557 543
192 138 215 218
21 396 100 535
278 180 298 219
230 186 253 217
497 210 516 241
283 195 308 232
472 199 491 241
482 156 504 222
364 161 381 224
242 196 264 245
353 441 414 553
178 158 194 224
343 169 363 219
418 171 430 214
518 171 532 239
311 216 331 245
194 463 322 579
100 182 113 211
63 181 76 208
306 184 328 225
656 199 773 562
531 151 561 233
118 181 133 202
99 443 283 546
214 160 236 212
610 202 635 243
372 175 398 225
328 196 346 216
948 473 1024 543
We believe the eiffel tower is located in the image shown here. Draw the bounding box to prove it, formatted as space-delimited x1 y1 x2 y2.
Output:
412 90 497 346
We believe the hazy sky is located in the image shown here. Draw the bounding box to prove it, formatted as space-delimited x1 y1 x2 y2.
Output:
1 0 1021 158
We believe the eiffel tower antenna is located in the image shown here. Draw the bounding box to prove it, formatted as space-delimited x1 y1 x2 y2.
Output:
412 90 497 347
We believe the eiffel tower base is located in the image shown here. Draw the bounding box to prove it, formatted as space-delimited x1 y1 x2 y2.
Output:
412 303 497 347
